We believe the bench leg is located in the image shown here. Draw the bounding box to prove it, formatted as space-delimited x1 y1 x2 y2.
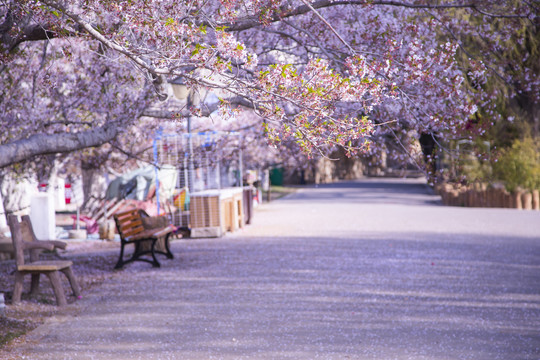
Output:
30 273 40 296
12 271 24 304
116 240 161 269
130 241 159 266
163 234 174 259
114 242 127 269
150 240 160 267
153 237 173 260
46 271 67 306
61 267 81 298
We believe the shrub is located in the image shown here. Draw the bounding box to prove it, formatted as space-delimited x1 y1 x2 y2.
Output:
492 137 540 192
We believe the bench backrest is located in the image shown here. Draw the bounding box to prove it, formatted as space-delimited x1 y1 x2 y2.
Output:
7 215 26 268
113 209 145 240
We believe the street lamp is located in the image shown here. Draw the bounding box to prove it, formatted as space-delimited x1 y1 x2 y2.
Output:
170 77 196 193
170 78 190 100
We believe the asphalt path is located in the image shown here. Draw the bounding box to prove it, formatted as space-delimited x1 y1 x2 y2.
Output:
10 178 540 359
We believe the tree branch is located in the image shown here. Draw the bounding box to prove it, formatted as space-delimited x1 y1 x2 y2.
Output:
41 1 164 79
225 0 536 32
0 7 84 52
298 0 355 54
0 123 119 168
142 95 258 119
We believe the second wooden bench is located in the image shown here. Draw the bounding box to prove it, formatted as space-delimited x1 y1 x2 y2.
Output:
113 209 178 269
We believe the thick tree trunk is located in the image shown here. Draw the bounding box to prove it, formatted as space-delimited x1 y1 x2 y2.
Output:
0 171 37 221
81 164 107 210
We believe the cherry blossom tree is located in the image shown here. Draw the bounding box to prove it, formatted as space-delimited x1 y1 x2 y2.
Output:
1 0 537 174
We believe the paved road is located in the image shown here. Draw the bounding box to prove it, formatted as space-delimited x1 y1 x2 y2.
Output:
10 178 540 359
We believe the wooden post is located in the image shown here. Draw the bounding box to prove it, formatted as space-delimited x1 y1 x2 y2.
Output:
522 191 533 210
466 187 474 207
486 187 495 207
532 190 540 211
513 191 523 209
502 190 512 208
479 184 487 207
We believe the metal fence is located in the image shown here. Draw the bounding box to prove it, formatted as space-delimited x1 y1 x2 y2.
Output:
153 130 243 231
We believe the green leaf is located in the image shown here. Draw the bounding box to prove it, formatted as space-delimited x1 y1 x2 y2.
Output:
191 43 206 57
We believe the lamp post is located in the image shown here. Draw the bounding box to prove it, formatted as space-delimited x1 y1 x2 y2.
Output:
170 77 196 193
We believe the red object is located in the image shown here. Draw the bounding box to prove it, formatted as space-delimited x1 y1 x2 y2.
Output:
71 215 99 234
65 183 72 204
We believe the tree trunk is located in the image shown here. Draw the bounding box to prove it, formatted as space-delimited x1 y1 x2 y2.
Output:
81 164 107 210
0 171 37 220
0 124 118 169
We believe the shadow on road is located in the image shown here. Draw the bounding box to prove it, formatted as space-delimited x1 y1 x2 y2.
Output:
281 178 442 206
12 231 538 359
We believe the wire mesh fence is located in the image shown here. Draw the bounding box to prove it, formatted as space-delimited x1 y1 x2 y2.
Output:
153 130 244 235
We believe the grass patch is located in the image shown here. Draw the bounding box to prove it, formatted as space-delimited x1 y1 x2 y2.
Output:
263 185 298 202
0 317 37 348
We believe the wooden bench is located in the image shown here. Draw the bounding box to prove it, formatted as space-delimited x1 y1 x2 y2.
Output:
113 209 177 269
7 215 81 306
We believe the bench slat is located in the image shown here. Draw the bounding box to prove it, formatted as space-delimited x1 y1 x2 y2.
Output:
115 209 139 218
122 228 145 239
153 226 176 238
117 213 141 222
18 260 73 271
118 219 143 231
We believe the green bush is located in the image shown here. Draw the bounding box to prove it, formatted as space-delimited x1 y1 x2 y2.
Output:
492 137 540 192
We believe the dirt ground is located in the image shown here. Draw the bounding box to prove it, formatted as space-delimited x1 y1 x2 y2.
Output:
0 186 304 358
0 239 120 350
0 193 294 352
